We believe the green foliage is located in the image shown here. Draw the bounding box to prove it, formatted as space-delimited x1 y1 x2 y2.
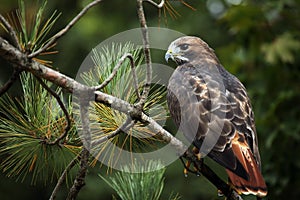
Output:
222 4 265 36
261 32 300 64
0 74 79 184
100 160 166 200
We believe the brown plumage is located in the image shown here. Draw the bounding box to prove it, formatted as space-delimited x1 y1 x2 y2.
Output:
165 36 267 197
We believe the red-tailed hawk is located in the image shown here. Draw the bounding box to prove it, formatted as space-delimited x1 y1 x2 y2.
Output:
165 36 267 197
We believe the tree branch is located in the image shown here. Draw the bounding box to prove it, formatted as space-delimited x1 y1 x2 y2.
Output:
49 155 79 200
0 14 22 96
136 0 152 109
183 151 243 200
28 0 103 58
66 89 93 200
0 36 243 200
66 148 89 200
0 14 21 50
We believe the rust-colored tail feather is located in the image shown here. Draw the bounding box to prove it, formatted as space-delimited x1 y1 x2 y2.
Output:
226 141 268 197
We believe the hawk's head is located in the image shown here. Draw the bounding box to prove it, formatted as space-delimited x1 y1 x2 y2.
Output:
165 36 219 65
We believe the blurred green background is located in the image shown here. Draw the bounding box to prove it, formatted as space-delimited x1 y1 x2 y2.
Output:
0 0 300 199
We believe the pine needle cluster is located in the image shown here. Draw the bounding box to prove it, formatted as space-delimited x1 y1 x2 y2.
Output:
78 42 168 169
0 74 79 184
100 159 181 200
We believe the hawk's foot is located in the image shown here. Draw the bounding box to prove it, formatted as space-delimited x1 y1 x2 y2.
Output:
181 147 202 177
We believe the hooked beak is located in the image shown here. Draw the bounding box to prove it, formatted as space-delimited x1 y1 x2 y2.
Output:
165 50 174 63
165 49 189 64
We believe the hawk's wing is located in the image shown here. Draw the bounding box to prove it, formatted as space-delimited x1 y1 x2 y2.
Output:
167 63 262 181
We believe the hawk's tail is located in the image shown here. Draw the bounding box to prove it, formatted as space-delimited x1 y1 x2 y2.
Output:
226 141 268 197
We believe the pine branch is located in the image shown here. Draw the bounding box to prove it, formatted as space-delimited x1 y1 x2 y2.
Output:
66 90 92 200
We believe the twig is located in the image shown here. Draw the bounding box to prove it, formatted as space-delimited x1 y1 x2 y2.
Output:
0 36 243 200
136 0 152 109
94 53 140 99
0 68 22 97
49 155 79 200
28 0 103 58
91 117 135 146
0 14 21 50
144 0 165 8
35 76 71 145
66 90 92 200
66 148 90 200
143 0 165 27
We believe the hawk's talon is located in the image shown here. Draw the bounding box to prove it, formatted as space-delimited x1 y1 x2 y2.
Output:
180 148 202 177
193 147 201 161
217 189 224 197
183 160 191 176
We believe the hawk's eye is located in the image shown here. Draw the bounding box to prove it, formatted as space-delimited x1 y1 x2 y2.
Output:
179 44 189 51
